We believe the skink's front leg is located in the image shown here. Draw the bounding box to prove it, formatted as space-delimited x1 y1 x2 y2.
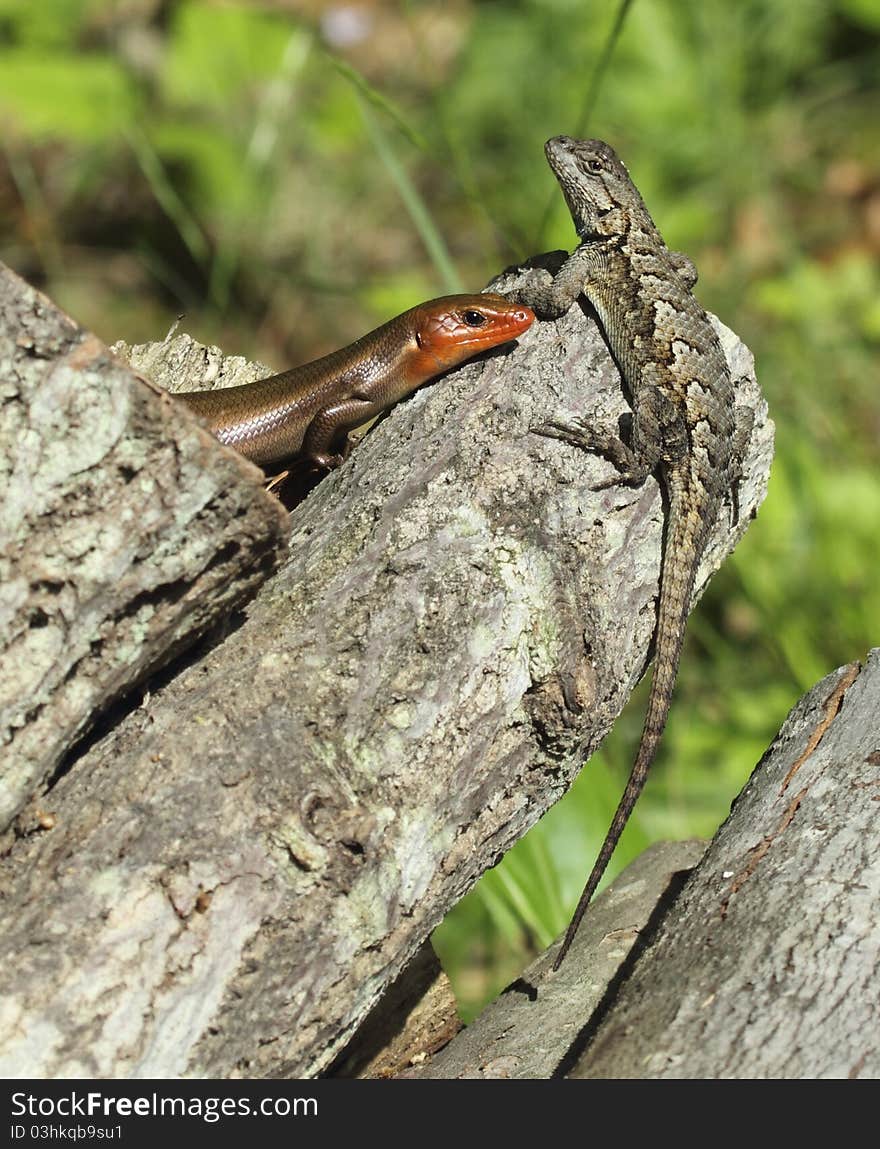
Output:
300 397 383 470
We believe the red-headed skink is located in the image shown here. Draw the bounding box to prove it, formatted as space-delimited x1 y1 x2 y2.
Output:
177 294 534 470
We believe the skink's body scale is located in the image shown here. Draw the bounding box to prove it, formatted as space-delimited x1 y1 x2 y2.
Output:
178 294 533 469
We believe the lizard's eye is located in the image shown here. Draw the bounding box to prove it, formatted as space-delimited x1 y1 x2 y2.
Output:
586 158 605 174
462 310 488 327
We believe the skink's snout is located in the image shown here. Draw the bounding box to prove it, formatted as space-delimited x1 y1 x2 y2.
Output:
470 293 534 337
411 293 534 374
507 305 534 329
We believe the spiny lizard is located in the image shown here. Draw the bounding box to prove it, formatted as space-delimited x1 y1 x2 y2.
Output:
513 137 752 969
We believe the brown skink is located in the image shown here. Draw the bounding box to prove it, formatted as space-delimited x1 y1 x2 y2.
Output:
177 294 534 470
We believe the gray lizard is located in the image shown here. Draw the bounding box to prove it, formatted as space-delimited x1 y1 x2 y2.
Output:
513 137 752 969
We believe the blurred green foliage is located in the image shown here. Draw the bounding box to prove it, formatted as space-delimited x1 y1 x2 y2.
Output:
1 0 878 1019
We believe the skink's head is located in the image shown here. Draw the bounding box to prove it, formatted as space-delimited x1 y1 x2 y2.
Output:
410 294 534 374
544 136 655 241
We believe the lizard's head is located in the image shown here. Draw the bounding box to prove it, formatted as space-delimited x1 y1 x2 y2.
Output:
544 136 651 241
410 294 534 373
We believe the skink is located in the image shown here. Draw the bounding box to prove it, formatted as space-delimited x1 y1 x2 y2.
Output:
177 294 534 470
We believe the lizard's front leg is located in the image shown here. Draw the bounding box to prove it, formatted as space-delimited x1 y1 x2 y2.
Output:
300 397 383 470
668 249 699 288
509 247 591 319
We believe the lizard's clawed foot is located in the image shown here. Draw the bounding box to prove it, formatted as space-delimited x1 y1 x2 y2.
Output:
307 451 345 472
531 417 599 450
532 418 652 490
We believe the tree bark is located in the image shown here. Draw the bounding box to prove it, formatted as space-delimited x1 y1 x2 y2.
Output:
408 653 879 1079
571 653 879 1079
0 263 289 841
333 940 462 1079
0 260 772 1078
403 840 707 1078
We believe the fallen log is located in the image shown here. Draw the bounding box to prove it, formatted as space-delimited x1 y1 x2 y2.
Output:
0 258 771 1077
409 654 878 1080
400 840 707 1078
0 263 289 840
571 654 879 1079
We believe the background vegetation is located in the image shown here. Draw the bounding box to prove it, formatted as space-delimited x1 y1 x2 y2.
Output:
2 0 878 1018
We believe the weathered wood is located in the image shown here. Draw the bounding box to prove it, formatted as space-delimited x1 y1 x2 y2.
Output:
333 941 462 1079
0 263 289 839
403 840 707 1079
406 654 880 1080
570 653 880 1079
111 329 274 402
0 261 771 1078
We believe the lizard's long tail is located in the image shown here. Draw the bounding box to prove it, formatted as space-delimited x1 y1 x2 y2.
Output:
552 480 705 970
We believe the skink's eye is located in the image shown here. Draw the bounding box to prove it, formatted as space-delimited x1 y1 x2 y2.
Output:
587 158 604 174
463 310 487 326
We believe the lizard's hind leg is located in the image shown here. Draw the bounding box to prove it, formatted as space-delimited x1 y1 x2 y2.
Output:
532 415 657 490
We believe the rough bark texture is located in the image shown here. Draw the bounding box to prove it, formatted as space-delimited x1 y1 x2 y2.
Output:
0 263 289 839
0 261 772 1079
404 840 707 1079
569 652 880 1079
332 940 462 1079
404 654 879 1080
111 327 274 403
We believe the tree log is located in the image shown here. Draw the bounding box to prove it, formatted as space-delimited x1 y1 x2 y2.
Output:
0 263 289 840
571 653 879 1079
410 653 879 1079
0 260 772 1078
333 940 462 1079
403 840 707 1078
